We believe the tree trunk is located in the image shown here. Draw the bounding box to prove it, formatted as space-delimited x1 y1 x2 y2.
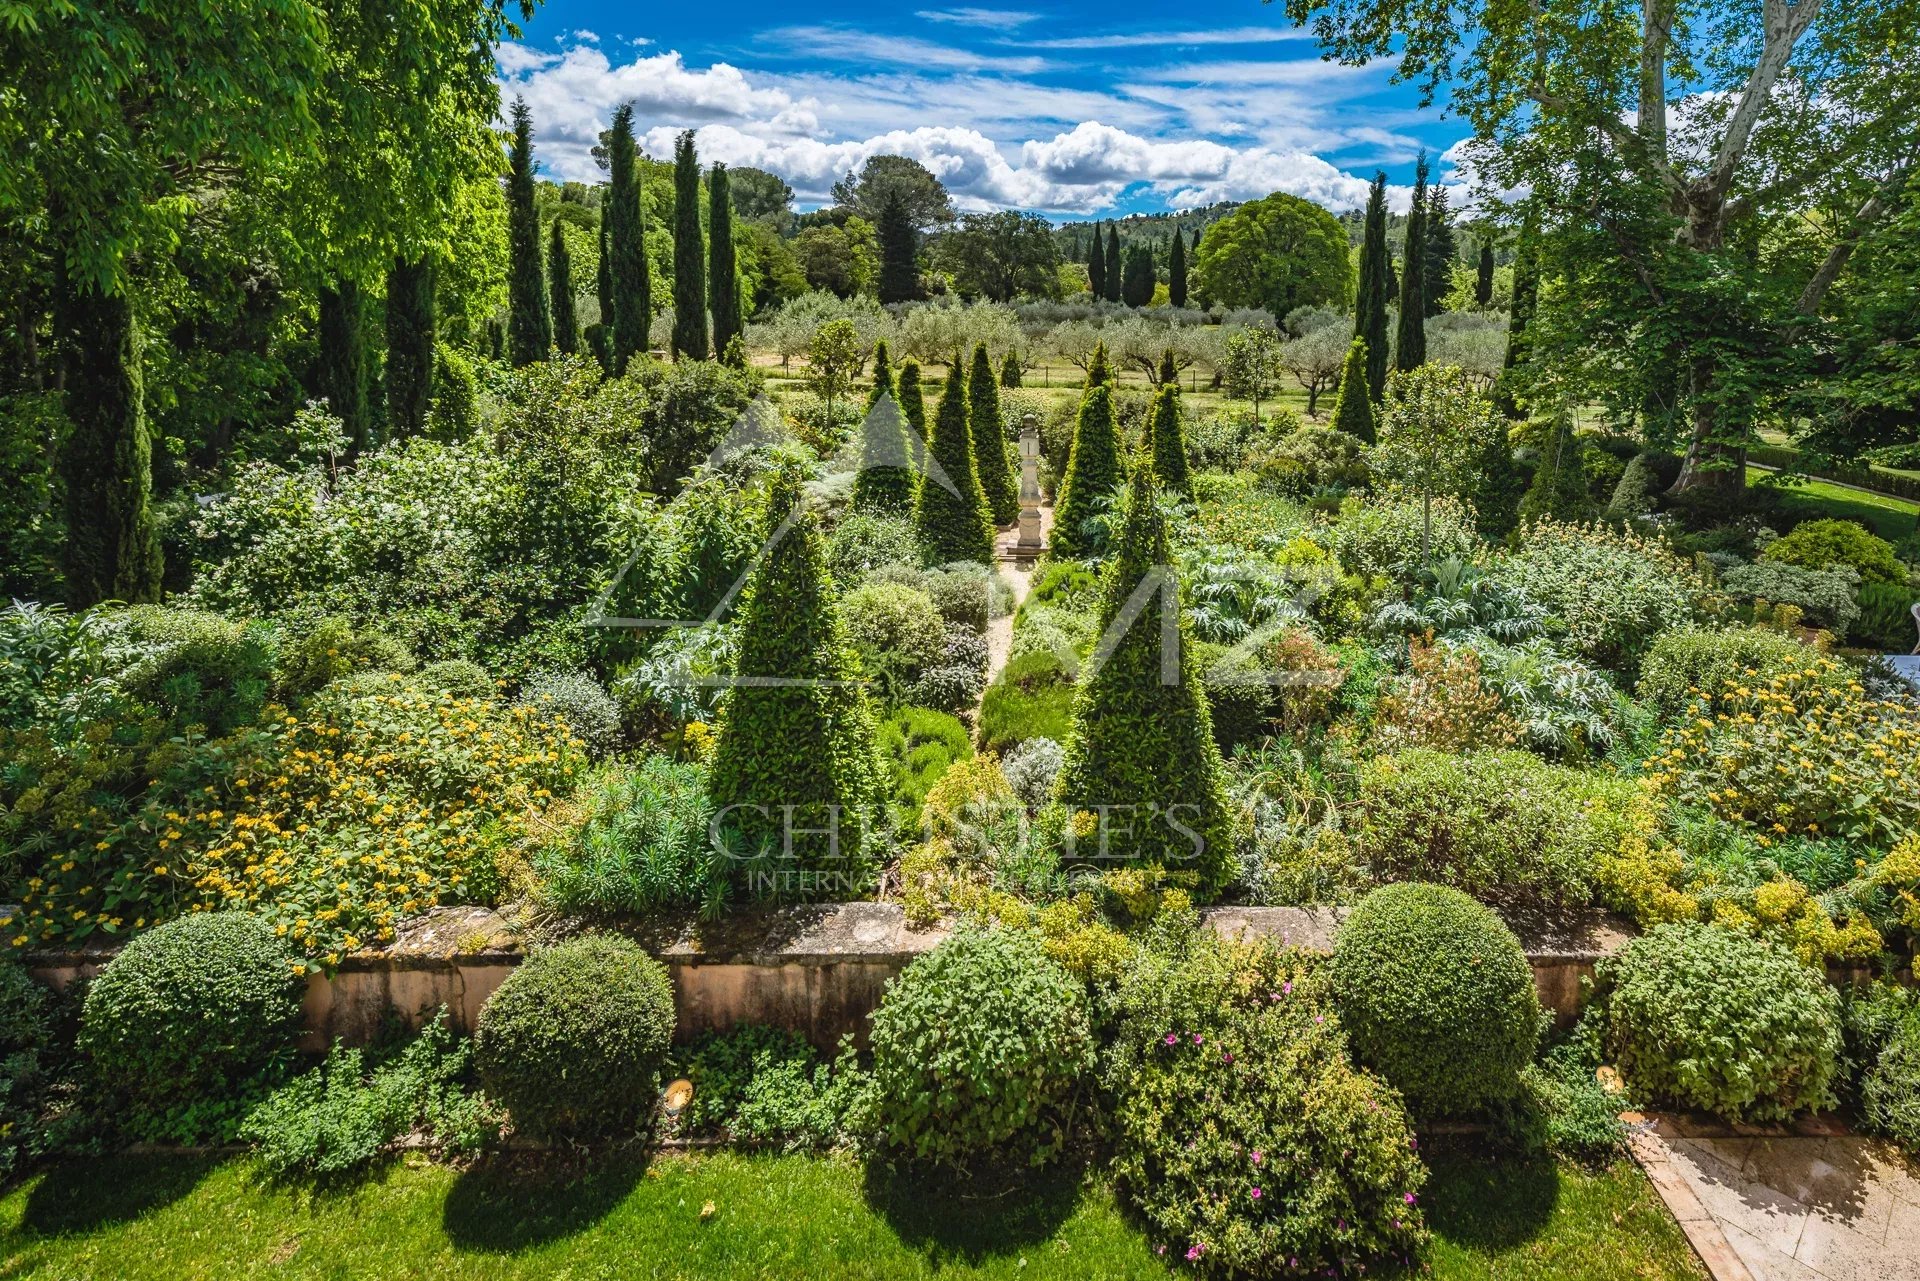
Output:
318 280 369 452
1670 350 1747 496
385 256 435 439
58 285 162 607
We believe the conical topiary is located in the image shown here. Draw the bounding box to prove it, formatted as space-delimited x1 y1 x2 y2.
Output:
851 388 918 515
1147 384 1191 497
897 359 927 441
1518 415 1593 525
867 340 896 413
707 468 884 901
1000 352 1022 388
1329 337 1377 444
969 344 1018 525
1051 383 1124 559
912 359 996 565
1053 461 1232 891
1085 341 1113 389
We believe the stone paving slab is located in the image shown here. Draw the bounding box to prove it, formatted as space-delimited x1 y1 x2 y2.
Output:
1627 1114 1920 1281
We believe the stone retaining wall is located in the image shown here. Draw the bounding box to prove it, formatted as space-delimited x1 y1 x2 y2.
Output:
27 902 1632 1051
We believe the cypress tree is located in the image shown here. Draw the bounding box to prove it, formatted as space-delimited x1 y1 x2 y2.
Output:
1469 413 1525 539
318 280 370 449
1087 223 1106 299
605 104 650 375
1148 384 1191 496
1497 216 1539 420
875 191 919 303
1121 247 1155 307
1000 352 1022 388
1168 227 1188 309
708 162 742 359
912 356 995 564
385 255 435 438
1421 185 1456 317
57 285 162 607
505 97 550 367
897 359 927 441
1475 243 1495 307
707 469 884 900
1051 383 1124 559
851 355 917 515
969 344 1018 524
1354 173 1392 402
1329 337 1376 444
547 224 577 355
1054 461 1231 890
1394 152 1429 372
1103 224 1123 303
1518 415 1592 525
671 130 708 360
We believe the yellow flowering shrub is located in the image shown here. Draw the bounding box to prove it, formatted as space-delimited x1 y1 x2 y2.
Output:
1645 661 1920 849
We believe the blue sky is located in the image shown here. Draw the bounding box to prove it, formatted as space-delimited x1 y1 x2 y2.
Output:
500 1 1463 218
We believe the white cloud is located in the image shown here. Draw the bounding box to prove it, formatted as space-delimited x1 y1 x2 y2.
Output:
763 26 1052 75
1024 27 1313 50
916 7 1040 29
497 37 1445 216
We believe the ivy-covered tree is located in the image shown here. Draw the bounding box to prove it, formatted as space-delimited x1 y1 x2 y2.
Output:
1518 415 1593 525
1104 224 1123 303
875 190 920 304
317 282 370 446
1475 243 1495 307
1148 384 1192 496
1422 184 1456 317
1087 223 1107 299
1168 227 1188 309
897 358 927 441
709 162 742 359
969 344 1018 524
1054 462 1233 892
1394 153 1429 372
707 469 884 901
385 255 435 437
671 131 708 360
912 356 996 564
1052 383 1124 558
548 222 577 355
506 98 550 367
605 104 650 375
1329 336 1377 443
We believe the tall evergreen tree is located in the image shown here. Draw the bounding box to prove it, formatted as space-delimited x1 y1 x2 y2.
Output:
1086 223 1105 298
547 223 577 355
1054 461 1231 890
505 98 550 367
1051 383 1124 558
1329 337 1377 444
1121 247 1155 307
1421 185 1456 317
1394 152 1429 372
912 356 995 564
897 359 927 441
671 130 708 360
1168 227 1188 309
1148 384 1192 496
57 286 161 607
853 342 916 514
1000 352 1022 388
875 190 919 303
1103 224 1123 303
1474 243 1495 307
318 281 369 449
1086 340 1114 389
707 469 883 899
605 104 650 374
1497 216 1539 420
969 344 1018 524
1353 173 1392 402
708 162 742 359
385 255 434 438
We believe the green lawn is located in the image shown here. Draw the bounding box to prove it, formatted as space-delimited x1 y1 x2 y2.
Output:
0 1144 1703 1280
1749 467 1920 542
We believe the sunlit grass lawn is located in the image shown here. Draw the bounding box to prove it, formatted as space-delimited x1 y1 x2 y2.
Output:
0 1143 1702 1280
1749 467 1920 542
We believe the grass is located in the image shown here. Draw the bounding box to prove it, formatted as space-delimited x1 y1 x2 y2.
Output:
1749 467 1920 543
0 1144 1704 1280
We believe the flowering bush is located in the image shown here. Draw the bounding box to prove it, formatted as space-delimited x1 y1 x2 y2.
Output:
1492 521 1711 671
1372 640 1520 753
1636 626 1832 724
1645 660 1919 851
1106 931 1426 1275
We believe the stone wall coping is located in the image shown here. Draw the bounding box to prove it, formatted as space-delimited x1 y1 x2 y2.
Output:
21 900 1632 972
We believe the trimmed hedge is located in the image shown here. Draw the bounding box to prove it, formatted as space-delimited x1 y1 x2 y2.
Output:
911 360 995 566
1328 883 1540 1117
1051 384 1124 559
474 933 676 1141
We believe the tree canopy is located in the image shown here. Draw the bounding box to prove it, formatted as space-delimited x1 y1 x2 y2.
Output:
1192 193 1353 323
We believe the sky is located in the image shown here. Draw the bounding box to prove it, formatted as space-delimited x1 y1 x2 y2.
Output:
499 1 1467 220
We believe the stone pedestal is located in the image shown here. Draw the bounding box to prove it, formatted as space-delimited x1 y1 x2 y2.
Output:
1016 413 1044 551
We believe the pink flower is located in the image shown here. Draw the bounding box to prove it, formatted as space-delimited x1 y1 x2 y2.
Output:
1187 1243 1206 1261
1282 981 1293 996
1165 1033 1178 1046
1251 1187 1262 1200
1192 1033 1204 1045
1403 1192 1417 1205
1223 1051 1234 1064
1313 1014 1324 1024
1251 1150 1263 1164
1156 1245 1167 1256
